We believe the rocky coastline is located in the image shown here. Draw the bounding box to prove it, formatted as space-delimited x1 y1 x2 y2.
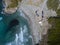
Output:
4 0 18 14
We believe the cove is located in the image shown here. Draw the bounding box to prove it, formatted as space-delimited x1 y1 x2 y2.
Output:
0 0 33 45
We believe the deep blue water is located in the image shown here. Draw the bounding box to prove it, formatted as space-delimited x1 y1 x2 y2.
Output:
0 0 33 45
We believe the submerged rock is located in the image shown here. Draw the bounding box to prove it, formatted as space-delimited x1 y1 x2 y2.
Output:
0 10 33 45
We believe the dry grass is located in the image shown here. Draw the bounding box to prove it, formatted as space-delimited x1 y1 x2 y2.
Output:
7 0 22 8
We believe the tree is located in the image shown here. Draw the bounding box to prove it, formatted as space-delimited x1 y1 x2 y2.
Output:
56 9 60 16
47 0 59 11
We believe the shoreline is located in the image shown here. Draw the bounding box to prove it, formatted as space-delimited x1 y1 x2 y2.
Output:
4 0 18 14
4 7 17 14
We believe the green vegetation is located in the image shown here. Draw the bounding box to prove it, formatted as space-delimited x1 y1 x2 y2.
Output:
56 9 60 16
47 0 60 44
47 0 59 11
48 17 60 45
7 0 22 8
47 0 60 16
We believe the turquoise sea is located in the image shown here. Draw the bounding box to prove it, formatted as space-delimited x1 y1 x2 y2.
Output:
0 0 33 45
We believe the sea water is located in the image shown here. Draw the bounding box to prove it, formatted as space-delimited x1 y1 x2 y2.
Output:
0 0 33 45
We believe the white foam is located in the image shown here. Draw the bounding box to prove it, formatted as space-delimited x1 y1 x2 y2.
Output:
0 17 3 21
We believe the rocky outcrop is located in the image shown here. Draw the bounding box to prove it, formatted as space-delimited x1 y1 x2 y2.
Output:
4 7 17 14
4 0 19 14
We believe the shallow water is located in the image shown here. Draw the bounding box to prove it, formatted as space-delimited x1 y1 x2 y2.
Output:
0 0 33 45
